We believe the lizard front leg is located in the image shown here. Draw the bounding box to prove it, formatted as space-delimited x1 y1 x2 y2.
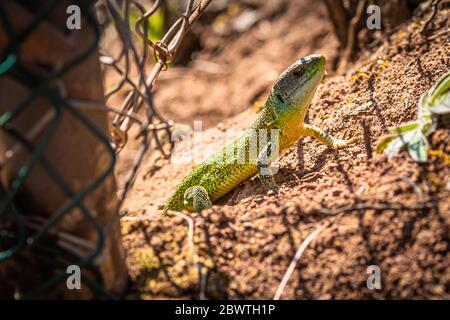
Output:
302 124 358 150
257 142 278 190
183 186 212 213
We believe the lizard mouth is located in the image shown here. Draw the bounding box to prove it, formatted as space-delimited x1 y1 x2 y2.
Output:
283 70 324 103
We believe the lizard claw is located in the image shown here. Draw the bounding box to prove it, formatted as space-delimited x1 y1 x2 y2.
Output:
333 134 359 150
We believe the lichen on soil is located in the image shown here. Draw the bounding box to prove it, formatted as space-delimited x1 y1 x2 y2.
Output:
117 1 450 299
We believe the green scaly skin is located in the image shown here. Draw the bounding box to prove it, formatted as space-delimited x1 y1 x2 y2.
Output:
164 54 357 213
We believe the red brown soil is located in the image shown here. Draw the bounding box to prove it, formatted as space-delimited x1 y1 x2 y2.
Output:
117 1 450 299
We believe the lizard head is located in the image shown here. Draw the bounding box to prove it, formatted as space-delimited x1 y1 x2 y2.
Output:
268 54 326 121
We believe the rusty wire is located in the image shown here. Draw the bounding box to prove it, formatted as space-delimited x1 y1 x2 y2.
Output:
98 0 213 213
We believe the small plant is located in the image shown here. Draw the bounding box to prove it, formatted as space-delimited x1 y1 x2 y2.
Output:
376 70 450 162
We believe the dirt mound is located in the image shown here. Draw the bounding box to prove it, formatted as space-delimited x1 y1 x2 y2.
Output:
119 2 449 299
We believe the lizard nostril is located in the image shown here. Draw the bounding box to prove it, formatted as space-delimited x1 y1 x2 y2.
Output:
292 70 304 77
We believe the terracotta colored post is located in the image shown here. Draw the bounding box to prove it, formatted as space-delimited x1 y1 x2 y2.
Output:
0 1 127 298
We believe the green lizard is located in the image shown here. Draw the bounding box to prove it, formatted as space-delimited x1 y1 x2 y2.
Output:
163 54 357 214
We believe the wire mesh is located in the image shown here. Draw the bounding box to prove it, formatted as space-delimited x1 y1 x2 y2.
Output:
0 0 213 299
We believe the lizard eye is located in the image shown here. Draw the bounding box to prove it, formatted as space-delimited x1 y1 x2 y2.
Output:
276 93 284 103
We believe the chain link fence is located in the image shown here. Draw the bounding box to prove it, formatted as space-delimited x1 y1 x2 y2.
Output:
0 0 212 299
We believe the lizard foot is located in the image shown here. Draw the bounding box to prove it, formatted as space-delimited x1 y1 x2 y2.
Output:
332 134 359 150
183 186 212 213
257 142 279 190
303 123 359 150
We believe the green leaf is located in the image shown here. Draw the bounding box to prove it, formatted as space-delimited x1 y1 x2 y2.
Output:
387 122 418 134
386 130 417 159
428 94 450 114
423 70 450 116
375 135 395 153
417 104 436 136
407 133 428 163
428 70 450 105
386 136 406 158
381 69 450 163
